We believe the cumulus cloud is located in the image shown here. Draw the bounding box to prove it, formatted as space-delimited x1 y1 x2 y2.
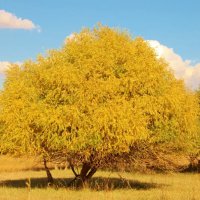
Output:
148 40 200 90
0 10 39 31
0 61 21 74
65 33 76 44
67 33 75 40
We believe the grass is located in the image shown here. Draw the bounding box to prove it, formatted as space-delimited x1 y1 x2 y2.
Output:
0 169 199 200
0 156 44 172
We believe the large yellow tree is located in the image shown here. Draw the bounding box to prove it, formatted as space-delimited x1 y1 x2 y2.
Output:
0 26 199 182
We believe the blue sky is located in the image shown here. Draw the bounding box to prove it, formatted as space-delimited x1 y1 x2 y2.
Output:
0 0 200 88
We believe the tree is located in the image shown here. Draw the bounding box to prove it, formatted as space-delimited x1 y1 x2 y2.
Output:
0 25 199 183
184 89 200 172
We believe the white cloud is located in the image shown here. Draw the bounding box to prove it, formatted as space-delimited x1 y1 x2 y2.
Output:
65 33 76 44
0 10 39 31
67 33 75 40
1 37 199 90
148 40 200 90
0 61 21 74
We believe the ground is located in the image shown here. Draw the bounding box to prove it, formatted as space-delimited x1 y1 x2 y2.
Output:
0 169 199 200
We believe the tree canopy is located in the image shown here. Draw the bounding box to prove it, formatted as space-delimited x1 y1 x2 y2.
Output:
0 26 199 180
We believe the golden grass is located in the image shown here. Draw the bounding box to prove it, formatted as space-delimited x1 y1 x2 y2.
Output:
0 156 43 172
0 168 199 200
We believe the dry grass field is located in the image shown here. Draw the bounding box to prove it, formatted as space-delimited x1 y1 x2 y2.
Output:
0 157 199 200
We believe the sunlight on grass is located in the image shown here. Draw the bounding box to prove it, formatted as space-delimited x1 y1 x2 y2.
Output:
0 169 199 200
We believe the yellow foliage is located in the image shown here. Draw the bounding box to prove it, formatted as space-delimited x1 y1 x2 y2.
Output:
0 25 199 163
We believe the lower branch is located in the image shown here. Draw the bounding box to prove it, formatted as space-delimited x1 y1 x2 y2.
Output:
69 163 78 177
43 158 54 185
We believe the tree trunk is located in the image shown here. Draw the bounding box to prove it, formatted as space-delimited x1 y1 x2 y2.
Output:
43 158 54 185
69 162 97 187
80 163 91 182
86 167 97 180
79 163 97 186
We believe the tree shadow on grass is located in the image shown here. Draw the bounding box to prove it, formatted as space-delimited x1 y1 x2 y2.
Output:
0 177 167 191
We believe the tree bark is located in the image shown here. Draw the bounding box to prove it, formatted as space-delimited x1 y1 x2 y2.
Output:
80 163 91 182
86 167 97 180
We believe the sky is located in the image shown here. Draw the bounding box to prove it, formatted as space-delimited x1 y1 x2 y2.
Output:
0 0 200 89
